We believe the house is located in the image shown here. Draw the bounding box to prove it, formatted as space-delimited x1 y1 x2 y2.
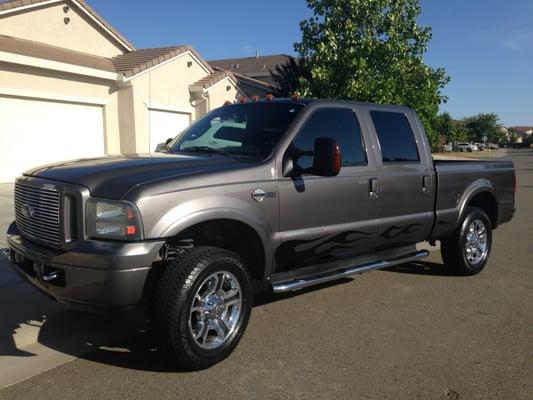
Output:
508 126 533 144
0 0 244 183
208 53 290 86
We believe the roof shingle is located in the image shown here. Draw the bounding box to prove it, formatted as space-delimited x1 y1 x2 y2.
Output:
208 54 291 76
112 45 213 78
191 70 235 90
0 34 116 72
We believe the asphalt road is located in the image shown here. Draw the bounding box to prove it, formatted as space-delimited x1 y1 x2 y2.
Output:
2 151 532 400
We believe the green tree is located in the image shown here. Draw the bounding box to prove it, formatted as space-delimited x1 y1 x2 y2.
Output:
294 0 449 149
435 112 454 144
462 113 503 143
270 56 311 97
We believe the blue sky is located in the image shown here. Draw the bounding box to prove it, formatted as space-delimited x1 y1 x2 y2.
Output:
89 0 532 126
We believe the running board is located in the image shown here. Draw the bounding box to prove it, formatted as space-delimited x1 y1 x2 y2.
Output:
271 250 429 293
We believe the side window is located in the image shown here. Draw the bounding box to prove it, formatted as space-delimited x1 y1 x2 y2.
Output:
292 108 366 170
370 111 420 162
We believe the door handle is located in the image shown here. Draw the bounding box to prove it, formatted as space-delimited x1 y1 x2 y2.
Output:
422 175 430 194
369 178 379 199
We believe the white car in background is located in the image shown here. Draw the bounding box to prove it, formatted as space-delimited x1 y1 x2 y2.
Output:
455 142 479 152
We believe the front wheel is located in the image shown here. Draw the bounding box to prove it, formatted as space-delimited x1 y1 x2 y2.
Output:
151 246 252 370
441 207 492 275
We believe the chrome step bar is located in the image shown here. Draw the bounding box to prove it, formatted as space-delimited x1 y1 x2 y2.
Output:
272 250 429 293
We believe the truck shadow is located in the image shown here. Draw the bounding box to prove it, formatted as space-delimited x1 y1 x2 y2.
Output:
383 261 458 276
19 278 353 372
5 261 452 373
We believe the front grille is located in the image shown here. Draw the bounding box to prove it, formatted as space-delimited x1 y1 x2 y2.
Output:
14 182 62 247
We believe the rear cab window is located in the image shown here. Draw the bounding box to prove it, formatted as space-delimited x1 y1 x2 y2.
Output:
370 111 420 163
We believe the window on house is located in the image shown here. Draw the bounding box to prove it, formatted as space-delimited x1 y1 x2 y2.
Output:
370 111 420 162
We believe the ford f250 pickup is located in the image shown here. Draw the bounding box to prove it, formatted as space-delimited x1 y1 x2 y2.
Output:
5 99 515 369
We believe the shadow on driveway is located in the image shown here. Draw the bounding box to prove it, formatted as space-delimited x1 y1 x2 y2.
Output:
2 260 456 373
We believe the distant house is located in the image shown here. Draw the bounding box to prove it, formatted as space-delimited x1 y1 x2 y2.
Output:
508 126 533 144
0 0 245 183
208 54 290 96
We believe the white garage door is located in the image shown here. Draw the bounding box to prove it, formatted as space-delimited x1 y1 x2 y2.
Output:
149 109 190 152
0 96 105 183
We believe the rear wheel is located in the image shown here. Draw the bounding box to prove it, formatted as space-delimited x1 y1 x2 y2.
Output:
151 246 252 370
441 207 492 275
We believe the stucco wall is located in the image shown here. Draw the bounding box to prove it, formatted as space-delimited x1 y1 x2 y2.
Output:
206 78 241 110
129 52 210 153
0 1 126 57
0 62 121 154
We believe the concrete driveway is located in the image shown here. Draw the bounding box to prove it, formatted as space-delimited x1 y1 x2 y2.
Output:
1 151 532 399
0 184 14 248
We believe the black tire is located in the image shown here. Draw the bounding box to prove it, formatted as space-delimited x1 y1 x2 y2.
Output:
441 207 492 275
151 246 252 370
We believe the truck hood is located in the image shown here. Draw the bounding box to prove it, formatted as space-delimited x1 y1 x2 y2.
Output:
24 154 243 199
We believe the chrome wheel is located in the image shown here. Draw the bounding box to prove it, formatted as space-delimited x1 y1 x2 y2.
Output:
188 271 242 350
464 219 488 265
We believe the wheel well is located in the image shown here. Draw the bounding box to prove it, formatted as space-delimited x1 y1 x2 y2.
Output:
467 192 498 228
169 219 266 281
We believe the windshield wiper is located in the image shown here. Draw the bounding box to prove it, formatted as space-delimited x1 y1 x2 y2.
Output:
180 146 233 157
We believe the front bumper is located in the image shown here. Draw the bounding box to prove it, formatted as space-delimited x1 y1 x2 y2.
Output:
6 222 165 312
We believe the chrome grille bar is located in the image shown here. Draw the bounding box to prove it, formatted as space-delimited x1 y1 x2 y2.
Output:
14 182 62 247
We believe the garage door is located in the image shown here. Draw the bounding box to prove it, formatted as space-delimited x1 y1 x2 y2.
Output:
149 109 190 152
0 96 105 183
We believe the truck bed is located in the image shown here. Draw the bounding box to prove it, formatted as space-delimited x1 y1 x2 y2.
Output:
431 158 515 239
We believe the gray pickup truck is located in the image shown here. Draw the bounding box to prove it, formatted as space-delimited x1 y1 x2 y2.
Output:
6 99 515 369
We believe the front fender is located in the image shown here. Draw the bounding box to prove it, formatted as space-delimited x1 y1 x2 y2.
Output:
144 195 275 280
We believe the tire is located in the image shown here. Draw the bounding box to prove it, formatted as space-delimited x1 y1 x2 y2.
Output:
151 246 253 370
441 207 492 275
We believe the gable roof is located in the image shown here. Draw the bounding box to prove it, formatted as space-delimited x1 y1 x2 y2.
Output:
0 0 134 51
191 70 235 90
509 126 533 136
111 45 213 79
208 54 291 77
0 33 116 71
0 33 221 83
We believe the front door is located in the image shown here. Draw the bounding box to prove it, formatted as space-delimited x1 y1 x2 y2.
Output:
276 106 380 271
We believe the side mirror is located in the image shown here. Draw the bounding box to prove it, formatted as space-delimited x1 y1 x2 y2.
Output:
154 138 173 153
312 138 341 177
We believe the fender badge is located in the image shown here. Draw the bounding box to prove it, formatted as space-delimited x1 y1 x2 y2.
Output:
251 189 276 202
252 189 267 202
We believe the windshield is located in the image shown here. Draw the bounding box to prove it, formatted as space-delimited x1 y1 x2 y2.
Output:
167 103 304 160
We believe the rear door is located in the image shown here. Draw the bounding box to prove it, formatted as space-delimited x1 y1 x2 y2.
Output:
365 108 434 246
276 105 380 270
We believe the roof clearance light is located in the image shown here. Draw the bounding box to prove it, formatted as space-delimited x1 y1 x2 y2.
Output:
265 94 274 101
239 97 248 104
251 95 260 102
291 92 301 101
223 100 232 106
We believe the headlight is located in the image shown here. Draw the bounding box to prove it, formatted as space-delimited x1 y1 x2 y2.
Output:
86 198 143 240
